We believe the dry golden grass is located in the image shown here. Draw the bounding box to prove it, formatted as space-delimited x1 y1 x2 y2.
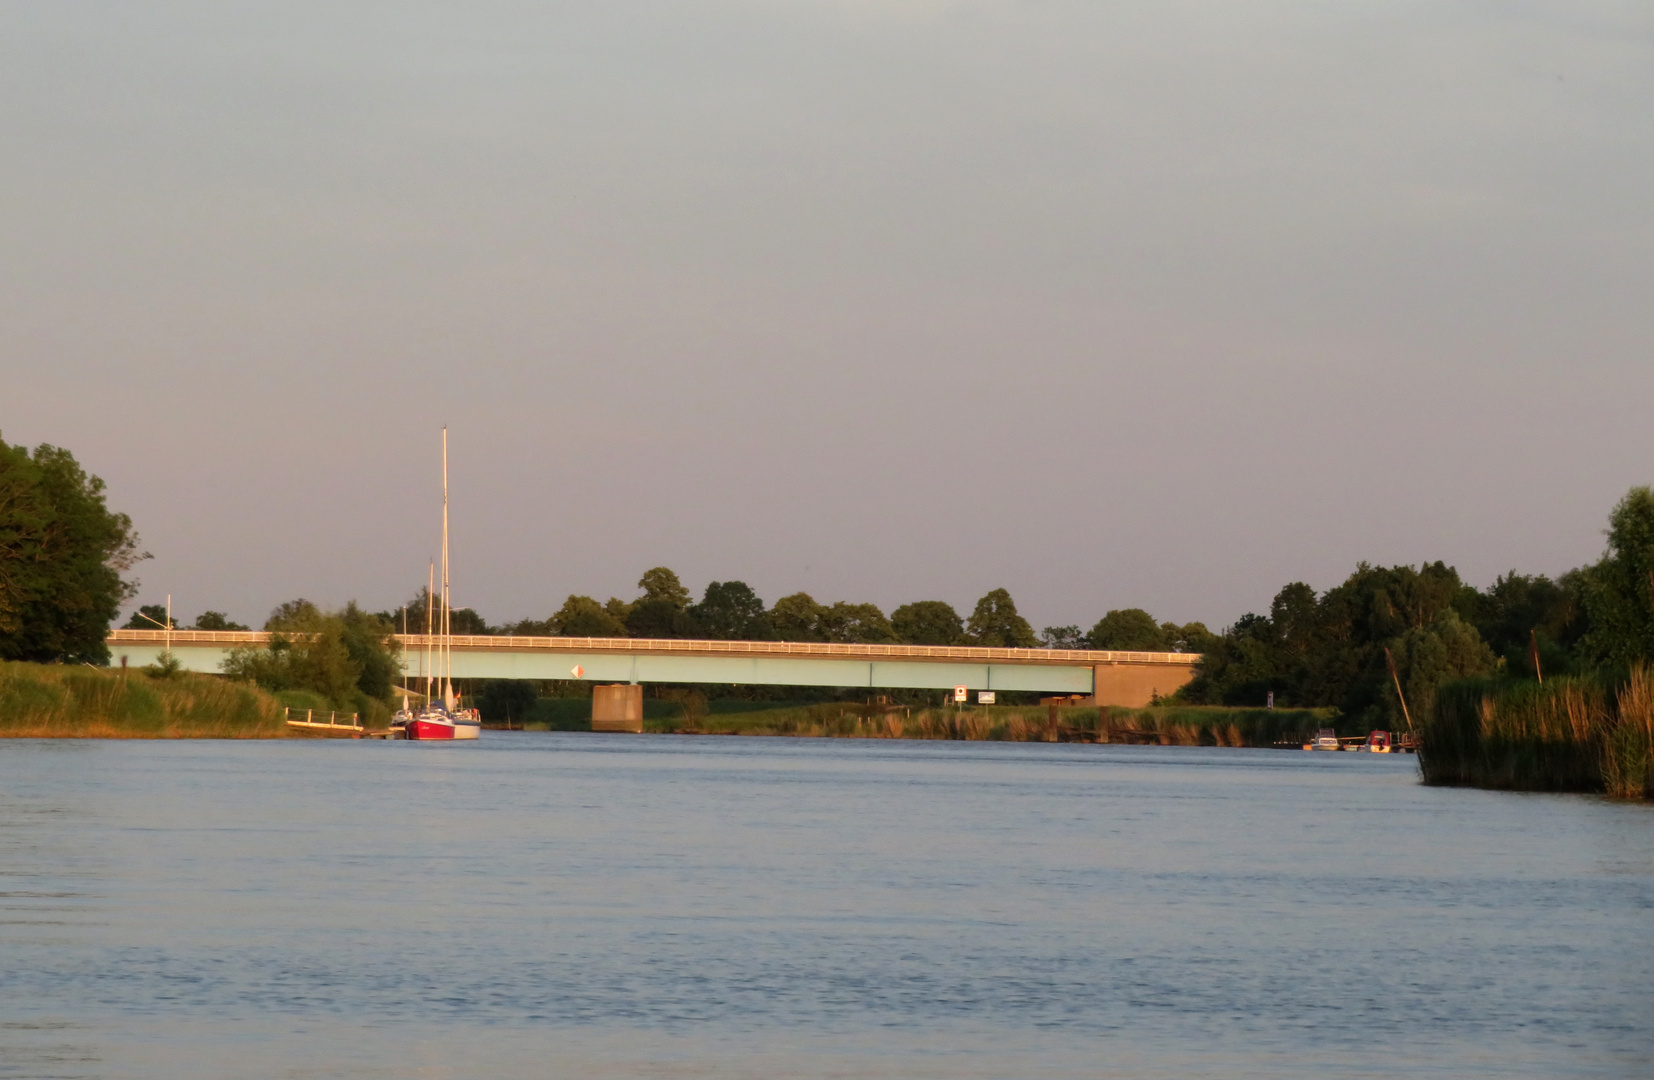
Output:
0 661 288 738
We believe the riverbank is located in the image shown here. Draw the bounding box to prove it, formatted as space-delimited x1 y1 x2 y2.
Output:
1419 667 1653 800
0 661 289 738
494 700 1339 745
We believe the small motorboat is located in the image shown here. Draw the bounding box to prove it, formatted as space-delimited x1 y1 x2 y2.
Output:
1366 730 1392 753
1311 728 1340 751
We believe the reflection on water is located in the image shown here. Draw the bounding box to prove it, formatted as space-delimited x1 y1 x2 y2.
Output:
1 735 1650 1078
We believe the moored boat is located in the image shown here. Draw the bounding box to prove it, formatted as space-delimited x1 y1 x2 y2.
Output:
1366 730 1392 753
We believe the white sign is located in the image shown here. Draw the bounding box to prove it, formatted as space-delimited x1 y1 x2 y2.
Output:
571 665 585 679
977 691 996 705
953 685 968 703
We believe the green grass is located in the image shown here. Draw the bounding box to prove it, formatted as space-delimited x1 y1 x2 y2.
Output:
1419 666 1654 799
0 661 289 738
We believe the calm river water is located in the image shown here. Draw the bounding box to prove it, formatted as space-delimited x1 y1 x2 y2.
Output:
2 735 1650 1079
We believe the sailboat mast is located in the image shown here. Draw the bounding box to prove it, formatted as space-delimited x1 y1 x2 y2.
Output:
441 426 452 709
425 560 435 704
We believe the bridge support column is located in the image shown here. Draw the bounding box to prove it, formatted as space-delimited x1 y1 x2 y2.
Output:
1093 663 1195 708
592 684 643 733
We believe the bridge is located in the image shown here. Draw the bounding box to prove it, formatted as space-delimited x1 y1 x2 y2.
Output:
105 629 1199 706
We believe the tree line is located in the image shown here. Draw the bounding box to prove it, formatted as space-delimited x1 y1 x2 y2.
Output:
1182 487 1654 730
381 567 1215 654
7 433 1650 732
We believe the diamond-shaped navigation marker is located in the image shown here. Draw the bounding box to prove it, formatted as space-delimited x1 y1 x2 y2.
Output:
571 665 585 678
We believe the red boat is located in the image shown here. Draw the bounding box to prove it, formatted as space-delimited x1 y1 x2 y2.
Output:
401 707 481 741
1366 730 1392 753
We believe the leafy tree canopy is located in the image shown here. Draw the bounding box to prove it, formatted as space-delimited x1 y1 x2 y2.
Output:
225 599 398 708
637 567 692 610
192 610 249 631
549 594 629 637
0 436 146 664
818 601 896 644
893 600 964 645
966 588 1037 648
692 580 772 640
123 604 181 630
1579 486 1654 669
1086 608 1163 650
770 592 825 642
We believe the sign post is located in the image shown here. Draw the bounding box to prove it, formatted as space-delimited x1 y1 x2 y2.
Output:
977 691 996 706
953 685 967 704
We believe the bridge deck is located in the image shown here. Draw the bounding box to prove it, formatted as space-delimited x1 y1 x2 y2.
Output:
106 630 1200 699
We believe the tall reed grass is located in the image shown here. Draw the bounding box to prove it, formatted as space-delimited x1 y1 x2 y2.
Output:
1420 665 1654 799
0 661 288 738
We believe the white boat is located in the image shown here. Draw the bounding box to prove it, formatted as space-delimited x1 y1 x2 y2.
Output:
1311 728 1340 751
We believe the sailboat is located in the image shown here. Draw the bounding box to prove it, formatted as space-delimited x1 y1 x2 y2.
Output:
401 428 481 742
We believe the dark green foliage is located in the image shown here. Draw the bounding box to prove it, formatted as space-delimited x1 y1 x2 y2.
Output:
637 567 692 609
1460 571 1585 676
892 601 965 645
769 592 825 642
549 594 629 637
625 567 699 638
965 588 1036 647
1578 486 1654 669
222 598 399 709
395 587 493 636
124 604 180 630
191 610 249 631
478 679 538 723
818 601 895 644
1186 562 1498 727
691 580 772 640
1086 609 1163 649
0 436 146 664
1039 625 1084 649
626 597 701 638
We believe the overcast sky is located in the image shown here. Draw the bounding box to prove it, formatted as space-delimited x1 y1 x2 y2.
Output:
2 1 1651 632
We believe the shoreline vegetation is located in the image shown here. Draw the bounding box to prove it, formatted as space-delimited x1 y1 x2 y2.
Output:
0 661 288 739
1419 665 1654 800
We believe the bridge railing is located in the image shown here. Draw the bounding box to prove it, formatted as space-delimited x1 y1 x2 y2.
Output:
108 628 1199 666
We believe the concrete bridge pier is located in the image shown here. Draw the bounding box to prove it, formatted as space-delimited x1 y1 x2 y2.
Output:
592 684 643 732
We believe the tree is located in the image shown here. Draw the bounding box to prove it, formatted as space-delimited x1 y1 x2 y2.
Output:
123 604 181 630
1039 625 1084 649
691 581 772 640
1086 609 1164 650
892 600 964 645
1387 609 1496 727
966 588 1036 648
770 592 825 642
479 679 537 724
222 599 399 709
1579 486 1654 669
817 601 896 644
637 567 692 609
0 436 147 664
626 598 701 638
549 595 629 637
191 610 249 631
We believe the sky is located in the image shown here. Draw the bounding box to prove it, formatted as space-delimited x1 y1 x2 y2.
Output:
2 1 1651 633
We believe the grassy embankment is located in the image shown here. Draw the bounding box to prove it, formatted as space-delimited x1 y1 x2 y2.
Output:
0 661 289 738
1420 665 1653 799
516 697 1336 745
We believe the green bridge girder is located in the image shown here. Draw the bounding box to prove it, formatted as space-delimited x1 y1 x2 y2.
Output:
106 630 1198 696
